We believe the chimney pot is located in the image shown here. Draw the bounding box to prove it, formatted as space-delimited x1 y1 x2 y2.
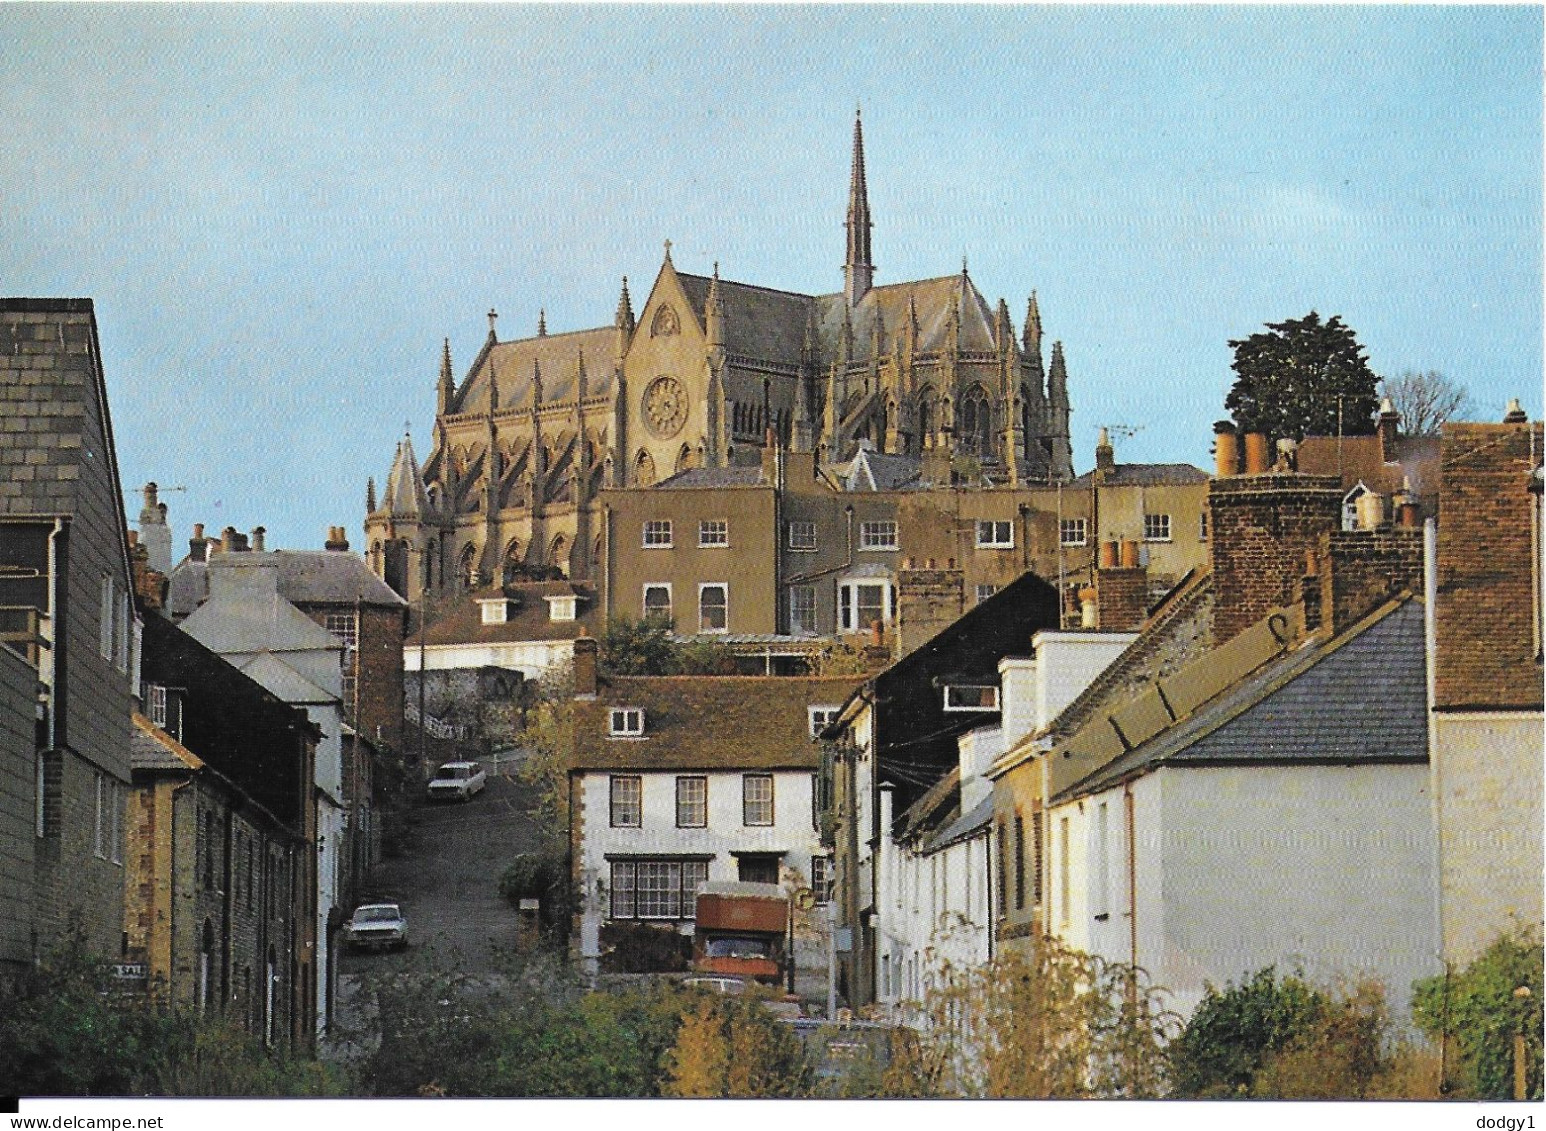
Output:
1120 540 1141 569
1243 432 1271 475
1504 398 1528 424
1078 586 1098 629
1356 491 1385 531
126 530 138 547
251 526 266 553
1213 421 1241 477
193 523 205 538
1098 541 1119 570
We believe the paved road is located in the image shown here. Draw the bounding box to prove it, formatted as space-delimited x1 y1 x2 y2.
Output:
341 765 545 975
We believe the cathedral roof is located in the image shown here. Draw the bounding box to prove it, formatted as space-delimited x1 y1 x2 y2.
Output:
671 268 1004 369
456 326 616 415
382 435 430 517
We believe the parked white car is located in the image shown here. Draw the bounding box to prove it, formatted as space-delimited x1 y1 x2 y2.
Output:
427 761 486 802
344 902 409 952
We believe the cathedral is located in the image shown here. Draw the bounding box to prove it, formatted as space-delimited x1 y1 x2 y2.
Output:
365 113 1074 602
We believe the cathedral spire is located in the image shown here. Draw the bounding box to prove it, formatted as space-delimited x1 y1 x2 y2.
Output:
487 308 498 344
615 276 635 335
843 109 874 307
366 476 377 514
437 337 455 416
996 297 1012 355
1048 340 1068 410
537 308 547 337
1023 291 1042 357
576 347 588 401
706 262 726 351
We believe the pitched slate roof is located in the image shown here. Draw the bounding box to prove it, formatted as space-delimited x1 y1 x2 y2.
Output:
1069 463 1211 488
457 325 617 415
654 466 768 489
178 584 343 656
1057 597 1426 802
922 793 994 854
571 675 864 773
236 651 336 706
671 269 1004 367
849 449 922 491
166 550 405 619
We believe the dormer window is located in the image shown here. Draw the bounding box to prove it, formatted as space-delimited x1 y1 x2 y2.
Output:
943 683 999 712
546 594 578 622
478 599 509 624
609 707 645 737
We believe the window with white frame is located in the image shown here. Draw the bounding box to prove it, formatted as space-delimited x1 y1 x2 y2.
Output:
643 584 672 626
789 585 817 636
810 854 834 904
326 612 359 713
675 776 707 828
1142 513 1172 542
943 683 999 711
643 520 673 548
698 519 728 547
698 584 728 633
145 682 168 728
609 775 642 826
609 708 644 738
838 580 891 633
976 520 1013 548
787 521 817 551
743 774 774 826
608 858 708 920
808 705 841 738
858 521 897 551
1060 517 1088 547
975 584 998 605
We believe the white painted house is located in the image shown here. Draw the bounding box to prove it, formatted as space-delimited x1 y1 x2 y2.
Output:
876 630 1139 1022
1040 598 1439 1023
566 642 861 993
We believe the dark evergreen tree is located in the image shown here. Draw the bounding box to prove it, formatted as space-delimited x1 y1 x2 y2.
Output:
1225 312 1380 442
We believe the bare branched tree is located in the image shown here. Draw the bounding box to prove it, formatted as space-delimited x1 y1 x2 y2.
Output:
1381 370 1473 437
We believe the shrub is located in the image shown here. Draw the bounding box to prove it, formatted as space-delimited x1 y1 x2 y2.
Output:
1412 928 1544 1099
1168 967 1328 1097
663 996 812 1097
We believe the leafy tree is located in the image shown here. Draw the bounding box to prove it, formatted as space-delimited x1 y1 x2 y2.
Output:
514 663 577 854
600 617 738 675
1225 312 1380 442
1168 967 1328 1097
1412 928 1544 1099
1381 369 1473 436
1248 980 1394 1099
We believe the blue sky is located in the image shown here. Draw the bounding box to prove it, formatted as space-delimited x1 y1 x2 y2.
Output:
4 5 1540 552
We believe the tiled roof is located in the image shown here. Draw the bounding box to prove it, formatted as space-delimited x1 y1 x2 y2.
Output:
571 675 864 772
1059 597 1426 801
131 712 202 772
1297 433 1440 506
1069 463 1211 488
457 326 617 415
678 274 815 364
421 583 601 646
654 466 767 489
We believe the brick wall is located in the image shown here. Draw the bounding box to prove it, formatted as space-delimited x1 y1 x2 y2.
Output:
1209 473 1342 646
1435 421 1545 710
1096 567 1148 630
1317 529 1425 635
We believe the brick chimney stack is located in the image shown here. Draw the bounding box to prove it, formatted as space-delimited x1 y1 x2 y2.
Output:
1209 469 1343 646
573 634 598 698
1094 427 1115 481
325 526 350 552
1096 539 1148 630
189 522 209 563
250 526 266 553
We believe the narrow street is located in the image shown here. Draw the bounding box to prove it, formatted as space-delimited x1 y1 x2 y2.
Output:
342 763 545 975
